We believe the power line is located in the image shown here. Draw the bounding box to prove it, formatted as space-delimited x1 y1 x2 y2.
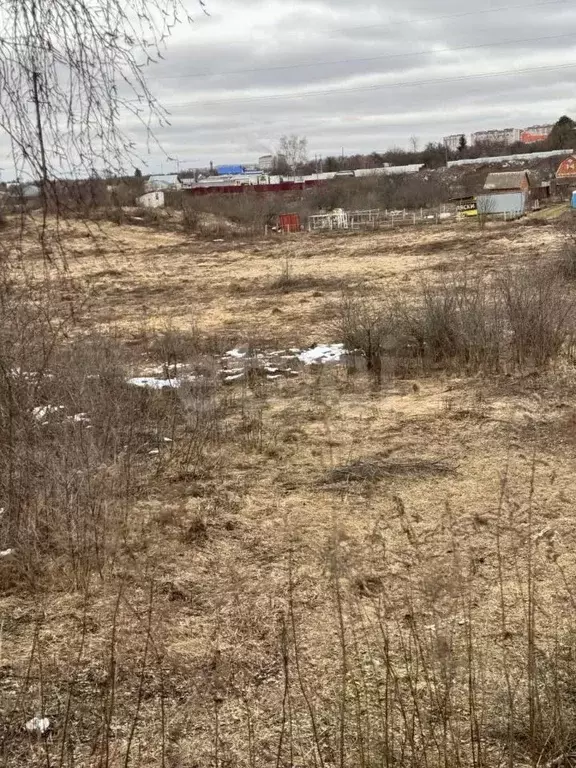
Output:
326 0 572 36
156 31 576 80
166 61 576 108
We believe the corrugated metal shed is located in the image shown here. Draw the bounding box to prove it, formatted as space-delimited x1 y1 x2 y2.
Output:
484 171 530 190
477 191 527 216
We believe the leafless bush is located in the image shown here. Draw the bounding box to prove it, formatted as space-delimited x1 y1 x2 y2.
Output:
557 219 576 279
336 294 400 378
400 274 505 372
0 289 223 591
146 327 233 367
180 193 279 237
266 258 339 294
335 268 574 378
499 269 574 367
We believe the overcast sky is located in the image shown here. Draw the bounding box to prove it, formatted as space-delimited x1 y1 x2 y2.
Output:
126 0 575 172
3 0 576 179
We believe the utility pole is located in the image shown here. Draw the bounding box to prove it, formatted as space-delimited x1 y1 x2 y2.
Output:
31 70 48 189
30 68 51 260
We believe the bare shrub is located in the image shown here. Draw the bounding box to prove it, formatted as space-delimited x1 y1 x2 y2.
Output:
0 291 223 590
266 258 339 294
557 219 576 279
499 269 574 367
180 193 279 237
336 294 399 378
181 205 200 233
399 274 504 372
146 326 233 367
335 268 574 379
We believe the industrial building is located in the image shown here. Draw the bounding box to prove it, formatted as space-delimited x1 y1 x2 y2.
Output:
471 128 522 146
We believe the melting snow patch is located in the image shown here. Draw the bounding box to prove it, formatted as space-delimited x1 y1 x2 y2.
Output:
226 348 248 359
0 548 14 558
297 344 347 365
127 377 180 390
71 413 90 424
25 717 50 735
33 405 65 421
224 373 245 383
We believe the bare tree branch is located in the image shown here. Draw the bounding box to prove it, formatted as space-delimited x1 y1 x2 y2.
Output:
0 0 207 181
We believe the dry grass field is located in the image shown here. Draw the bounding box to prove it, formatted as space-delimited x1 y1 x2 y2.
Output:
3 215 576 767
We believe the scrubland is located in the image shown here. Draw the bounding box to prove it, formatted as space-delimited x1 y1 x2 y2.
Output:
2 214 576 768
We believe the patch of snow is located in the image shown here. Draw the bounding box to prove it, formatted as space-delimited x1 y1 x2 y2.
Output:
32 405 65 421
127 377 180 390
0 548 14 558
224 373 244 383
25 717 50 735
71 413 90 423
297 344 347 365
148 449 160 455
163 437 173 443
226 348 247 359
267 375 282 381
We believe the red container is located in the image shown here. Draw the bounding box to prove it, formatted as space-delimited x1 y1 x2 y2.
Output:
278 213 301 232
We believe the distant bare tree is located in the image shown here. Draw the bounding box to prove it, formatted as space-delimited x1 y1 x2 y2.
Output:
409 135 419 153
278 134 308 175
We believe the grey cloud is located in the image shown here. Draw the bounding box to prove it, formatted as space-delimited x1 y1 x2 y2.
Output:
4 0 575 176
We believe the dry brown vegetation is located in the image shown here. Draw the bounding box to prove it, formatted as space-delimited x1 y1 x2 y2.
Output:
4 214 576 767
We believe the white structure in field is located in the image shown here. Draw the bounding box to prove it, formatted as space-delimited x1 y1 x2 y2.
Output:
308 208 349 231
137 190 164 208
